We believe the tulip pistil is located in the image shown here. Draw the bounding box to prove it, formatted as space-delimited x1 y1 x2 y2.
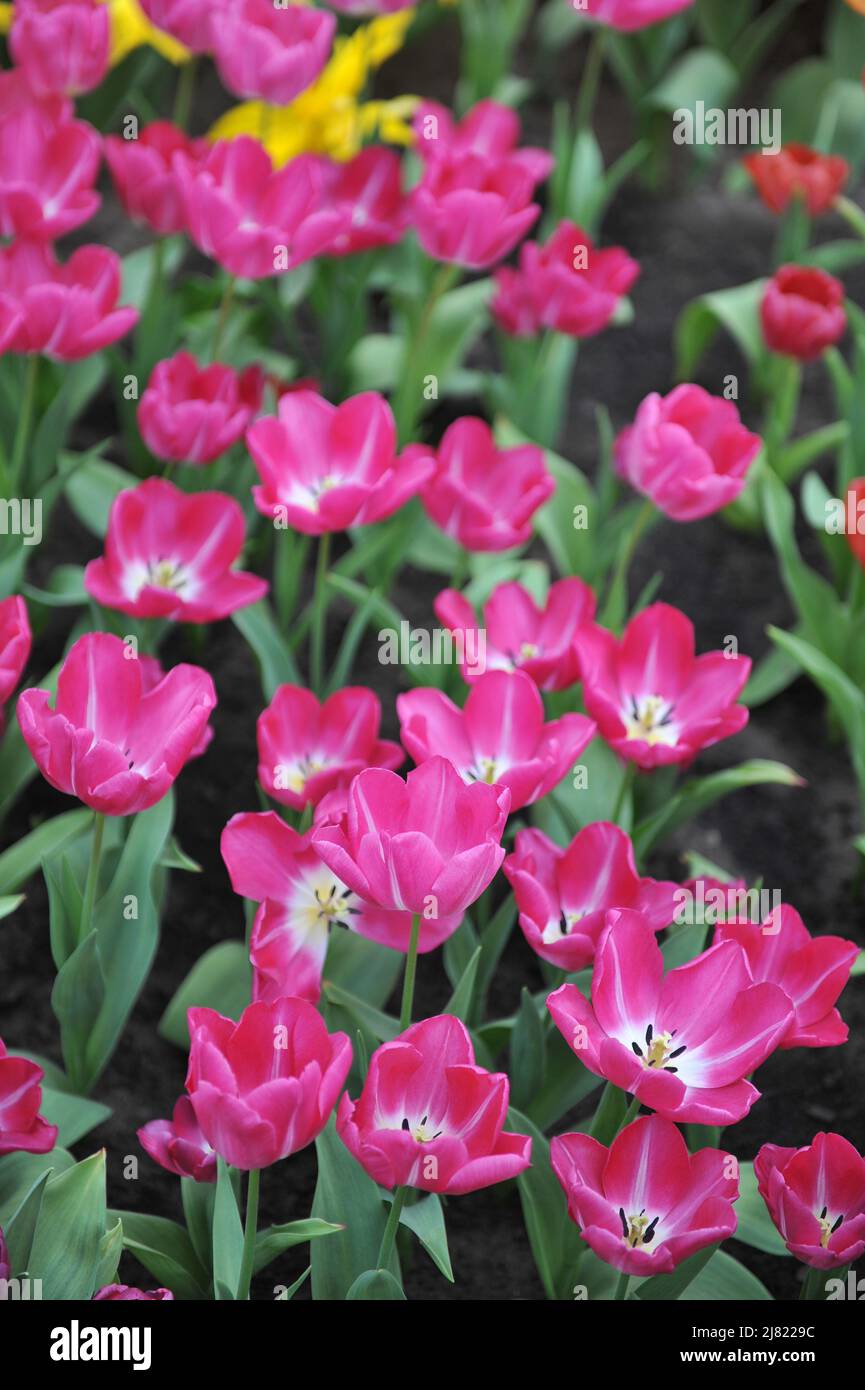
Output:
144 556 189 594
313 882 360 929
818 1206 844 1249
630 1022 686 1073
618 1206 660 1249
624 694 677 746
401 1114 443 1143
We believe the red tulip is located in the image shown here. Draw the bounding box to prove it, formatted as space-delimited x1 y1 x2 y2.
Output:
714 904 859 1050
434 578 595 690
257 684 403 811
504 823 680 971
415 417 555 551
0 1039 58 1155
138 1096 216 1183
337 1015 532 1193
755 1133 865 1269
185 997 351 1170
0 96 100 240
397 669 595 811
11 0 110 98
138 352 264 465
548 908 794 1125
493 222 639 339
84 479 267 623
761 265 846 361
105 122 207 237
575 603 751 769
248 388 433 534
552 1114 738 1276
212 0 335 106
744 144 848 217
614 384 762 522
0 239 138 361
312 756 510 919
17 632 216 816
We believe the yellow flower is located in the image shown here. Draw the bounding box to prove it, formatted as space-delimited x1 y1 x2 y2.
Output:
844 0 865 14
209 10 418 164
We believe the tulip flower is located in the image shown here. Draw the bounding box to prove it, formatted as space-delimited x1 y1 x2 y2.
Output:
257 684 402 811
413 99 553 185
185 996 352 1171
17 631 216 816
138 655 212 760
614 385 762 522
0 596 31 720
248 388 433 533
328 0 415 11
93 1284 175 1300
10 0 110 98
0 1039 58 1155
504 824 680 971
415 417 555 551
138 0 214 52
222 811 453 1004
434 578 595 690
104 121 207 236
755 1132 865 1270
396 669 596 812
552 1114 738 1276
492 222 639 339
337 1015 532 1193
138 352 264 465
212 0 335 106
744 144 848 216
176 137 332 279
0 240 138 361
547 909 794 1125
312 756 510 921
0 100 101 241
575 603 751 769
714 904 859 1050
138 1096 216 1183
294 147 408 259
84 479 267 623
761 265 847 361
411 154 546 270
583 0 695 30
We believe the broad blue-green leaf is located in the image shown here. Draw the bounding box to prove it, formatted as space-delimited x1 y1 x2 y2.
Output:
254 1218 343 1274
112 1210 211 1301
734 1161 790 1256
28 1151 107 1300
510 988 546 1112
213 1159 245 1301
233 599 300 698
310 1116 398 1300
159 941 252 1049
39 1088 111 1147
634 760 803 859
0 809 90 895
396 1193 453 1283
445 945 481 1022
510 1107 584 1300
65 457 138 538
346 1268 406 1300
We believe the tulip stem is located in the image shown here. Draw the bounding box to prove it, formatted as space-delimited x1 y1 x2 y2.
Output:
173 56 199 132
576 27 606 135
211 276 237 361
377 1186 407 1271
613 1269 630 1301
236 1167 261 1301
399 913 422 1031
11 355 39 491
80 812 106 946
611 762 635 828
392 262 460 445
310 532 331 696
799 1265 827 1301
602 497 654 626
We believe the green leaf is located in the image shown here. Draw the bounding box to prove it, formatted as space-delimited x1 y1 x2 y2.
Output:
159 941 252 1049
525 1028 602 1131
761 468 849 663
39 1088 111 1147
510 1107 584 1300
510 988 546 1112
0 809 90 895
0 1148 74 1228
674 1247 773 1300
0 894 23 922
743 641 801 708
674 279 766 379
647 47 739 132
232 599 300 698
112 1210 211 1301
634 760 803 859
182 1178 215 1276
65 457 138 538
396 1193 454 1283
3 1169 51 1275
346 1268 406 1300
28 1151 107 1300
95 1218 124 1291
735 1161 790 1256
634 1243 718 1300
213 1159 245 1301
321 980 399 1044
444 945 482 1022
324 928 403 1010
254 1218 344 1274
310 1116 397 1300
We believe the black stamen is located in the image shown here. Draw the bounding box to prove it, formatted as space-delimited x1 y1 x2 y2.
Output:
831 1215 844 1233
820 1206 827 1220
401 1118 410 1131
631 1041 643 1057
645 1024 653 1045
619 1207 628 1239
669 1044 686 1059
665 1066 678 1073
643 1216 659 1244
559 912 569 936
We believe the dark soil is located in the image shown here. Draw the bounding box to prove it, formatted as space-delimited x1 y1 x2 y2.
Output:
3 1 863 1301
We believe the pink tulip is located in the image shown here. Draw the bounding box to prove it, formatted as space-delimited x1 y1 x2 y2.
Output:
397 669 595 812
575 602 751 769
105 122 207 237
714 904 859 1050
504 824 680 971
176 138 331 279
755 1133 865 1270
0 239 138 361
551 1114 738 1276
185 997 351 1171
138 352 264 465
548 909 794 1125
212 0 335 106
614 385 762 522
138 655 213 760
0 1039 58 1155
93 1284 174 1300
493 222 639 339
414 99 553 187
433 577 595 690
0 596 32 716
337 1015 532 1193
17 632 216 816
584 0 695 31
222 812 451 1003
84 479 267 623
258 684 402 812
139 0 217 53
10 0 110 97
294 148 408 260
415 417 555 551
313 756 510 919
327 0 414 12
0 98 100 241
138 1096 216 1183
248 388 433 533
